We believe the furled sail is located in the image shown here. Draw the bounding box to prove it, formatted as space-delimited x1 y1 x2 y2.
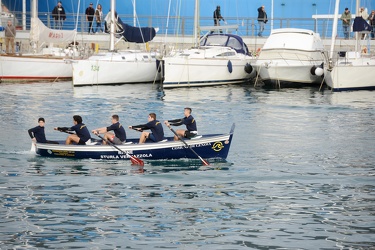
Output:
105 14 156 43
352 17 372 32
30 18 76 43
118 17 156 43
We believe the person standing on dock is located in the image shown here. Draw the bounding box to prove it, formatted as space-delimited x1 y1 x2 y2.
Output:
359 7 369 39
4 20 16 54
92 115 127 145
368 10 375 39
86 3 95 34
164 107 198 141
51 1 66 30
340 8 352 39
94 4 104 33
257 5 268 37
212 5 225 34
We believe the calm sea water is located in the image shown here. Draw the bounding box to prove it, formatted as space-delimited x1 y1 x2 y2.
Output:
0 82 374 249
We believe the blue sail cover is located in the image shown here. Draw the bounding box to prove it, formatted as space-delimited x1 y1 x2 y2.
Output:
353 17 372 32
118 17 156 43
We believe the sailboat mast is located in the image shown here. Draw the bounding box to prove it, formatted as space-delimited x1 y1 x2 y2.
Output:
133 0 136 27
330 0 340 59
109 0 116 52
22 0 26 30
193 0 199 47
355 0 360 53
31 0 37 19
30 0 38 48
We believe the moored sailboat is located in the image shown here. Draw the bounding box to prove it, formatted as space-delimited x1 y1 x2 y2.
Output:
71 0 160 86
0 0 79 83
324 0 375 91
161 0 254 88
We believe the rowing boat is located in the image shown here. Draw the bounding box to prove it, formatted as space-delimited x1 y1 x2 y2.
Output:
32 124 235 161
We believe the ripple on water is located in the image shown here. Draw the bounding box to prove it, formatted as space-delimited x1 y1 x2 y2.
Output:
0 83 374 248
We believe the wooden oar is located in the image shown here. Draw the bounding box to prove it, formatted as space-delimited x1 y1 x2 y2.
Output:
166 125 209 166
57 129 75 134
94 133 144 167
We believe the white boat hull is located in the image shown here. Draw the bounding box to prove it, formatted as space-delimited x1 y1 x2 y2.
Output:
325 57 375 91
254 61 324 84
253 28 326 86
72 51 160 86
0 55 72 82
163 56 254 88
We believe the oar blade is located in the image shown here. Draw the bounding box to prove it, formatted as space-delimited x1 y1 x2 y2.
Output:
130 156 144 167
202 159 210 166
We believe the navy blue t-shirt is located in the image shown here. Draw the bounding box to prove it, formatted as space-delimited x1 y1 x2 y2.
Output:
146 120 164 142
28 126 47 143
182 115 197 131
70 123 91 143
107 122 126 142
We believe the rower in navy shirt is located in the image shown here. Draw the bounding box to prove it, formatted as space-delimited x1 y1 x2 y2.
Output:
129 113 164 143
165 107 198 141
28 117 48 143
54 115 91 145
92 114 126 145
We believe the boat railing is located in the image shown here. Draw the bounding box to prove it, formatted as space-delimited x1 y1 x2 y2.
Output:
4 11 359 39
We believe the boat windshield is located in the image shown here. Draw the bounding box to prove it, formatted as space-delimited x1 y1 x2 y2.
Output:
201 36 228 46
200 34 248 55
227 37 243 51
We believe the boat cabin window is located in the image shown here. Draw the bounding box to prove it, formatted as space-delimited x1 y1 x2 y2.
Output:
201 36 228 46
217 52 236 57
180 53 190 56
143 55 149 59
227 37 242 51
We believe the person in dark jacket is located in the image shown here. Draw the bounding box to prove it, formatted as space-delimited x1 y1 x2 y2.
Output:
164 107 198 141
92 114 127 145
213 5 225 26
52 1 66 29
211 5 225 34
257 5 268 37
28 118 58 144
54 115 91 145
86 2 95 34
129 113 164 144
369 10 375 39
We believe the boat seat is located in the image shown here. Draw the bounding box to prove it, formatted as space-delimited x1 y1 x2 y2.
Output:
190 135 202 139
87 141 100 145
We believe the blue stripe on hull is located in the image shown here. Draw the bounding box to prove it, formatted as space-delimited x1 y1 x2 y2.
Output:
163 79 249 88
331 86 375 92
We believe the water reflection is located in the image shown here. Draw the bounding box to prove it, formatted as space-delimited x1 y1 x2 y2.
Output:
23 156 231 177
1 81 374 249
